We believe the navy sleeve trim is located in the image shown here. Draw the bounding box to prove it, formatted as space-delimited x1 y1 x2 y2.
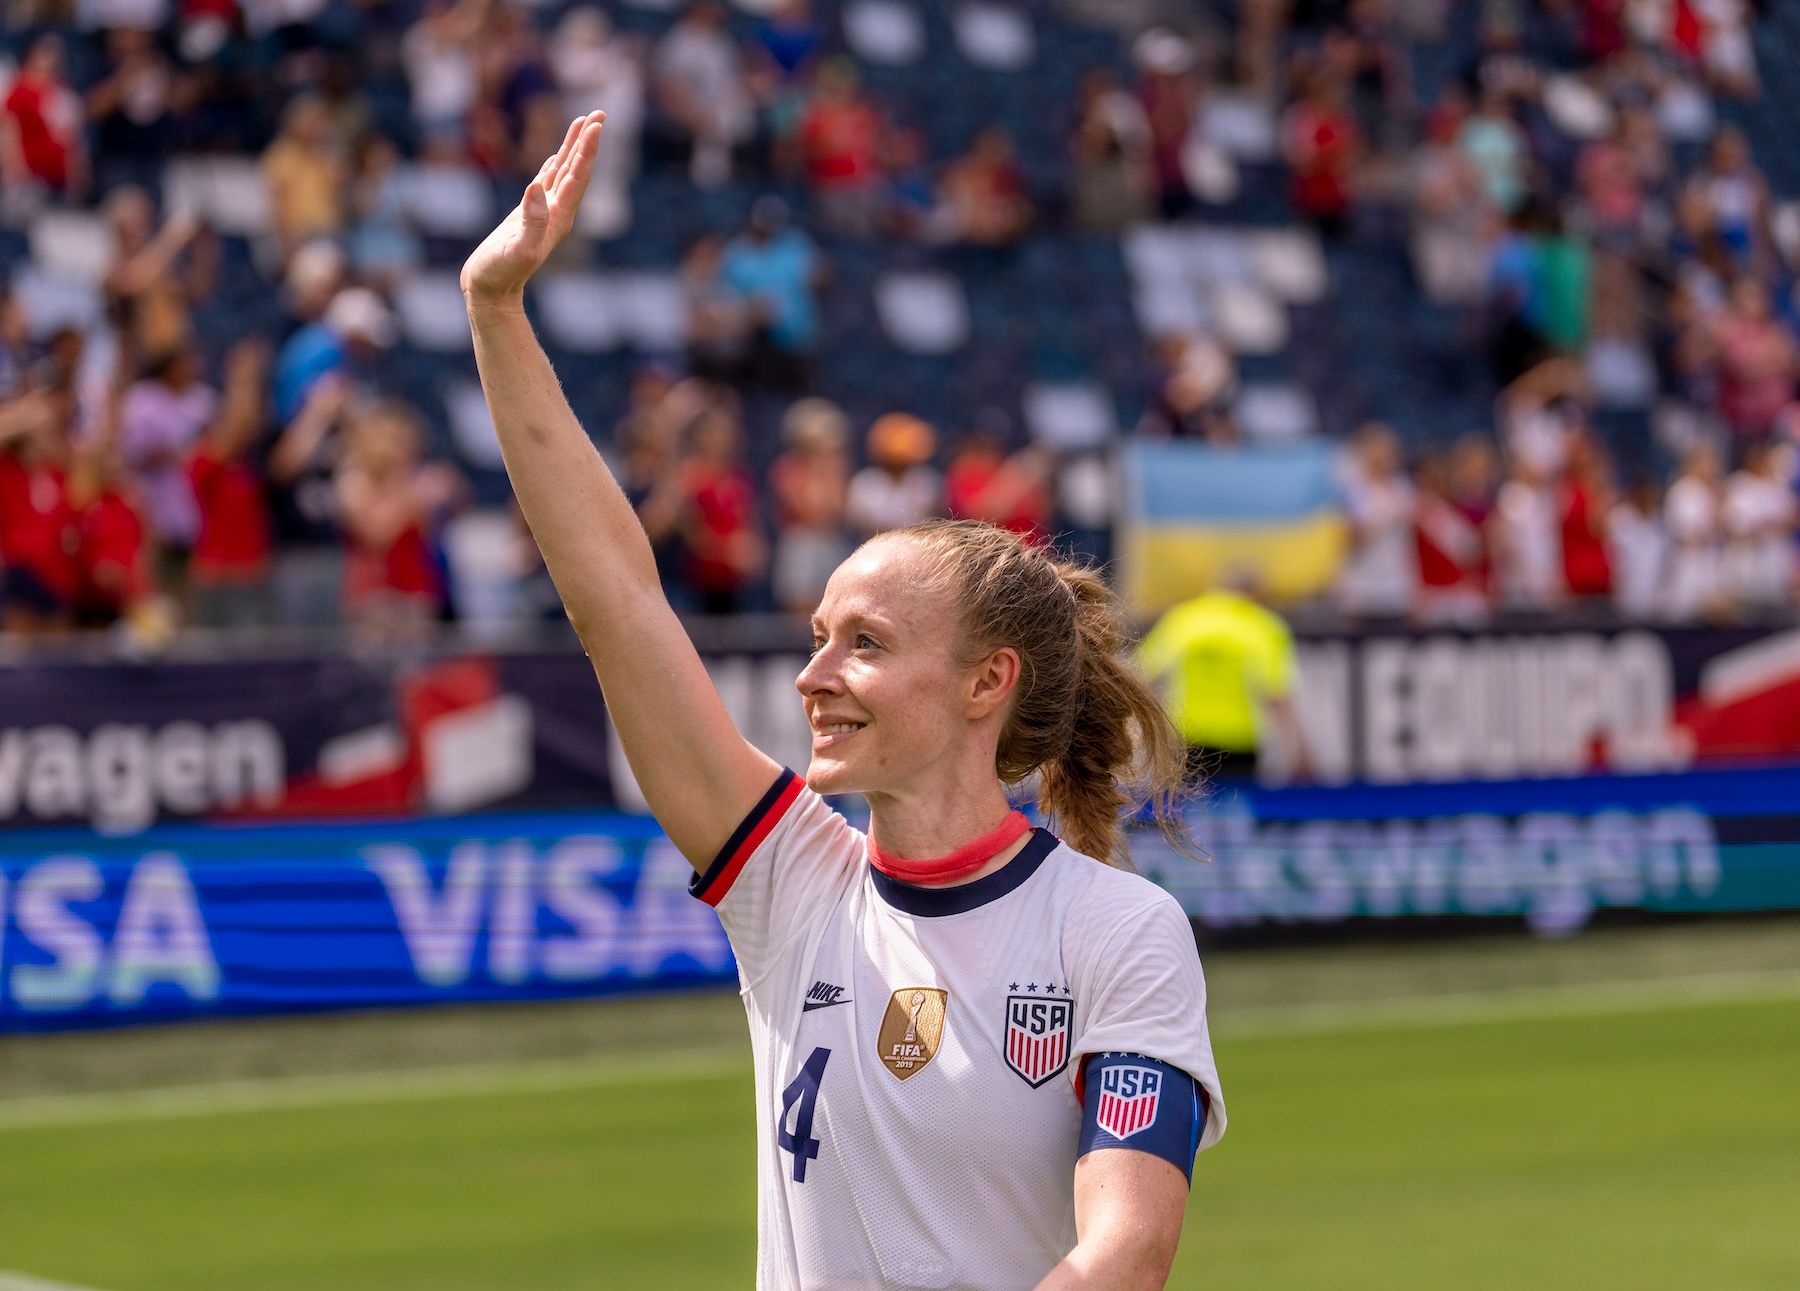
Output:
688 768 802 906
1076 1053 1205 1183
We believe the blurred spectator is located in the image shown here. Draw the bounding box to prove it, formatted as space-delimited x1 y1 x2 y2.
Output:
1133 28 1200 219
1138 334 1239 443
679 393 764 615
402 0 485 144
1488 200 1591 383
1070 67 1154 234
1559 427 1614 604
1335 422 1417 619
1723 438 1796 611
936 128 1034 248
262 93 349 259
1458 86 1528 216
653 0 757 189
0 286 26 399
1282 66 1362 238
551 6 645 191
61 380 156 638
335 400 463 643
944 426 1051 544
750 0 823 173
1409 86 1490 306
1699 0 1759 100
119 344 217 603
100 188 209 380
1686 127 1771 272
186 340 275 631
86 26 190 193
1608 474 1667 622
798 60 888 239
720 198 822 392
680 235 755 386
1414 438 1492 626
769 397 852 614
316 53 374 152
846 412 940 538
1711 278 1796 439
1664 440 1727 621
1137 574 1306 784
274 286 395 428
613 369 692 603
0 388 79 636
1330 0 1414 147
1492 452 1564 613
346 136 425 291
262 373 351 629
2 33 88 204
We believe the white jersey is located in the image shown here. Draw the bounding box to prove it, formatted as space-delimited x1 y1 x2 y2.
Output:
690 770 1227 1291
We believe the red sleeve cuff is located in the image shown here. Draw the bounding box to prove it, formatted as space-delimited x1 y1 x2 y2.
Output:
688 768 804 907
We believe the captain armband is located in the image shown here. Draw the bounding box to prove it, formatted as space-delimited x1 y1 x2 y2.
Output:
1075 1052 1206 1182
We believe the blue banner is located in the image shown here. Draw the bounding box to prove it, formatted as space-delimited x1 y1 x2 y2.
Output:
0 813 733 1033
3 766 1797 1032
1136 765 1800 937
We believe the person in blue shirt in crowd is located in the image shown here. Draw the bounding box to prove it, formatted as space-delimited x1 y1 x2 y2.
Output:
720 196 824 392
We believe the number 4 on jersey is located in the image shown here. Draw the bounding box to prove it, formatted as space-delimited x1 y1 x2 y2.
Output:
778 1046 831 1182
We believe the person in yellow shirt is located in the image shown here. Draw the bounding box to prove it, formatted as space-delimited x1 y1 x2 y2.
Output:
1137 577 1305 783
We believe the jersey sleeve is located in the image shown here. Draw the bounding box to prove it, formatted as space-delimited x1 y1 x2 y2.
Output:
687 767 864 989
1070 894 1226 1153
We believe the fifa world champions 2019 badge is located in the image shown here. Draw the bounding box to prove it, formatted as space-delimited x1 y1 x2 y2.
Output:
877 987 948 1079
1004 992 1074 1087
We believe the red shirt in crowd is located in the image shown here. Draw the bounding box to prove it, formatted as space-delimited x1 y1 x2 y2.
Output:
945 453 1050 544
1415 493 1489 599
345 522 440 602
1561 480 1613 597
684 461 759 593
76 488 151 615
1284 100 1360 220
3 74 79 192
188 444 272 580
800 98 883 188
0 455 80 603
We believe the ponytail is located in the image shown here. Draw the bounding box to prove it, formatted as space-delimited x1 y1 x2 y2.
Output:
890 520 1195 866
1034 563 1192 865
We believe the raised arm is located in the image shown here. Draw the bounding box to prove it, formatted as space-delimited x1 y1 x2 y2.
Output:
459 110 780 867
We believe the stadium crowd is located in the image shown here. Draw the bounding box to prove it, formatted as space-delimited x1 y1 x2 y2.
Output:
1 0 1797 646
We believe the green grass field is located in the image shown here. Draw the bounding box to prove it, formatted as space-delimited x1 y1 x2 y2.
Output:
3 923 1799 1291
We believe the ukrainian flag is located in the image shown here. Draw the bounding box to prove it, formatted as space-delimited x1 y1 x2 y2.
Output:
1121 441 1347 612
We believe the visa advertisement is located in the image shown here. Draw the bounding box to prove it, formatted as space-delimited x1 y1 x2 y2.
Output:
2 766 1796 1032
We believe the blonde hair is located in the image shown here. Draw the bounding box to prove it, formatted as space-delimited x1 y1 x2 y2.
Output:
887 519 1193 866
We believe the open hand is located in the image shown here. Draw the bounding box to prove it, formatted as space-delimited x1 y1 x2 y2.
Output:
461 110 606 309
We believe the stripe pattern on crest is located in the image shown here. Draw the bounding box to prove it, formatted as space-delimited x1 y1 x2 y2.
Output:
1095 1065 1162 1140
1002 995 1074 1087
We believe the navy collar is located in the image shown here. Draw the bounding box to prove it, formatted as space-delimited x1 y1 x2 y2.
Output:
869 828 1058 916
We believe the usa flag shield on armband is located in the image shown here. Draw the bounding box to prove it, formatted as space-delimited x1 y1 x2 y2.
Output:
1003 995 1073 1088
1095 1064 1163 1140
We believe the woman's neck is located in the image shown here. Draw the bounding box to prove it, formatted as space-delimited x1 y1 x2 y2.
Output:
864 786 1031 888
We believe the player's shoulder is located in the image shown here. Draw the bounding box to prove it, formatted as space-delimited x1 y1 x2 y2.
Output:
1039 836 1189 931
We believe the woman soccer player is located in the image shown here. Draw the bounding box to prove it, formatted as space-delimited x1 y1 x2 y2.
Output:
462 111 1226 1291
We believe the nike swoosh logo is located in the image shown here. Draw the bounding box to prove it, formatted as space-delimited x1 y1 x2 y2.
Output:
802 998 853 1012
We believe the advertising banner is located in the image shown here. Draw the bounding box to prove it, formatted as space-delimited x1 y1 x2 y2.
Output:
2 766 1796 1032
1136 766 1800 938
4 625 1800 833
0 811 733 1033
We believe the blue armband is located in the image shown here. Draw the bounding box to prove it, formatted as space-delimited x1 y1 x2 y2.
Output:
1076 1053 1206 1182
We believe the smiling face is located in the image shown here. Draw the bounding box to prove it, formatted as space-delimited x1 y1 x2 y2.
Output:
796 537 995 798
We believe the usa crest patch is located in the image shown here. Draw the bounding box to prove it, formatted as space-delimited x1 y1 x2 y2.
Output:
1004 994 1073 1088
1095 1064 1163 1140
